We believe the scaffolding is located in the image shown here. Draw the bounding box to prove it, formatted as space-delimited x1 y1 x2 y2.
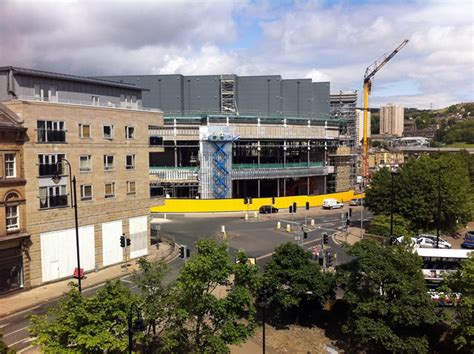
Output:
220 76 237 114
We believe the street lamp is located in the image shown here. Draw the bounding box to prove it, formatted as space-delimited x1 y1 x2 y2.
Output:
128 303 145 354
52 158 81 293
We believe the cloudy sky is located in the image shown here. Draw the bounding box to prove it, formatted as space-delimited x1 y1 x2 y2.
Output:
1 0 473 108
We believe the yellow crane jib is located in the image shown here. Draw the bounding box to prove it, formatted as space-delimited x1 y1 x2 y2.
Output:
362 39 409 182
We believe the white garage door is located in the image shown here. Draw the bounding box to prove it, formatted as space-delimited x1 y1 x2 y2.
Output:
41 225 95 283
102 220 123 267
129 216 148 259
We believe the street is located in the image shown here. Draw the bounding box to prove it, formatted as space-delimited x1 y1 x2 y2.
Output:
0 206 370 352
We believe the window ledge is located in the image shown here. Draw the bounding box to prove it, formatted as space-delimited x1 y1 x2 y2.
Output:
39 205 70 211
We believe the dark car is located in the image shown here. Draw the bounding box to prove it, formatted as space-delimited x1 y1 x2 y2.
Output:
461 231 474 249
259 205 278 214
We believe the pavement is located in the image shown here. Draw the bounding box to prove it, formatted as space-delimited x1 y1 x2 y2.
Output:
0 242 178 319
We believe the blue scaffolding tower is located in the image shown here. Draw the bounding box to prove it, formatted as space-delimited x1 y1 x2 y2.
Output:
211 141 229 199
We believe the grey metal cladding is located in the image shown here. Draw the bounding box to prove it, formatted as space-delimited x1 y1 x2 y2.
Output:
312 82 330 118
0 71 8 101
237 76 281 115
183 75 220 114
281 79 312 117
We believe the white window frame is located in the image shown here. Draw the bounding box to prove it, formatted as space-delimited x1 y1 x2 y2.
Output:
38 154 65 176
81 184 93 201
127 181 136 195
105 182 115 199
126 154 135 170
6 205 19 231
79 123 91 139
39 185 67 209
104 155 115 171
37 120 66 143
80 155 92 172
125 126 135 139
103 125 114 140
5 153 16 178
92 95 100 106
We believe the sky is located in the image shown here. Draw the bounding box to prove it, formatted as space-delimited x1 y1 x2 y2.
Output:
1 0 473 109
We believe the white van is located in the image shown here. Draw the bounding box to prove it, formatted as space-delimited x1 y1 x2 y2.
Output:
322 198 344 209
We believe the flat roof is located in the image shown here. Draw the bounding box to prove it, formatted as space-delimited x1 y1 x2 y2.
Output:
0 66 148 91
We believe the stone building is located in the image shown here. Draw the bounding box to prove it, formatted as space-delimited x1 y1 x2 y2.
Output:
0 67 163 288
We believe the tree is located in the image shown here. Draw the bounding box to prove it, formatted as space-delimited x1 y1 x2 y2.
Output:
30 281 135 353
365 154 474 234
263 243 335 322
442 253 474 349
166 239 259 353
367 213 413 238
337 240 437 353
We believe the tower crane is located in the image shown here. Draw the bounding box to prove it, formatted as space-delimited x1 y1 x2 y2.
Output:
362 39 409 182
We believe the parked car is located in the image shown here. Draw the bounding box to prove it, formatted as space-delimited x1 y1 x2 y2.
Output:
416 234 452 249
259 205 278 214
322 198 344 209
394 236 418 247
461 231 474 249
350 198 364 206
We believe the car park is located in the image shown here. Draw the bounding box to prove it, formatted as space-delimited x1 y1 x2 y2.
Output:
461 231 474 249
259 205 278 214
322 198 344 209
349 198 364 206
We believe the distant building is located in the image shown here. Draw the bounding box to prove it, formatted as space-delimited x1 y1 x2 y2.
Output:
380 103 404 137
356 109 371 144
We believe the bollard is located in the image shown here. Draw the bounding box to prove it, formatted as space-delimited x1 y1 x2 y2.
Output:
221 225 226 233
277 221 281 229
254 211 258 218
245 213 249 220
164 213 167 220
286 224 291 232
311 219 315 226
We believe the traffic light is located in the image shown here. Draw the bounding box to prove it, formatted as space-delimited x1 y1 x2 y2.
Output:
120 235 125 248
126 238 131 247
326 252 333 267
244 197 248 204
303 231 308 239
289 205 293 214
179 245 186 258
306 202 310 210
323 232 329 244
346 219 351 226
186 248 191 258
293 202 297 212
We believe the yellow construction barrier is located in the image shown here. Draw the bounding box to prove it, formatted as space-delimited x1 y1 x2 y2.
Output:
150 190 363 213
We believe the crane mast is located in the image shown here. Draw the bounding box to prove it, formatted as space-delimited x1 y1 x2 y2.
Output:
362 39 408 183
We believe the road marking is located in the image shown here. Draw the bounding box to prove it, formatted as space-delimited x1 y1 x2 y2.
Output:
17 344 36 353
255 238 323 261
121 278 134 284
0 323 9 329
3 325 29 337
9 336 36 348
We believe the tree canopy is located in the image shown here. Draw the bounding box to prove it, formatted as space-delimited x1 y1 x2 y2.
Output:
29 280 135 353
365 154 474 234
367 213 413 238
337 240 437 353
263 242 335 322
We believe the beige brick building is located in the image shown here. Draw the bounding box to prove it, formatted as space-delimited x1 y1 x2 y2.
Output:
0 67 164 289
380 103 404 137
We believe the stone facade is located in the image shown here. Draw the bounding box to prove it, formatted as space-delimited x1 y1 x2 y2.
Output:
4 100 163 287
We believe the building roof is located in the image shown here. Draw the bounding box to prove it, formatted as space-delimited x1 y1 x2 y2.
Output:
0 66 149 91
0 103 25 130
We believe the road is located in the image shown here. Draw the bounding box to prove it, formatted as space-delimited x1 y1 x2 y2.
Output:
0 206 370 352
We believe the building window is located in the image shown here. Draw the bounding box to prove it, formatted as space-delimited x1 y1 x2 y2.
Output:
5 154 16 178
127 181 136 195
37 120 66 143
80 155 92 172
38 154 65 176
104 155 115 171
39 185 68 209
105 182 115 198
126 155 135 170
81 185 93 201
91 96 100 106
6 205 19 231
79 124 91 138
103 125 114 139
125 126 135 139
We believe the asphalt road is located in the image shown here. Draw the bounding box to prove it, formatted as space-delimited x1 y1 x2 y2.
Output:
0 206 370 352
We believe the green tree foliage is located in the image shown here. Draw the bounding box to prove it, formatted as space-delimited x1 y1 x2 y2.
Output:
29 281 134 353
440 119 474 144
370 111 379 135
367 213 413 238
337 240 437 353
132 258 170 345
365 154 474 233
167 239 259 353
0 332 15 353
263 243 335 321
442 253 474 349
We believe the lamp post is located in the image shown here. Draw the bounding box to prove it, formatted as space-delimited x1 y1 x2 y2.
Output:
259 287 269 354
52 158 81 293
128 303 145 354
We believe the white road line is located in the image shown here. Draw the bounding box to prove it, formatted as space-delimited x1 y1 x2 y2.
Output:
120 278 134 284
3 325 29 337
9 336 36 348
0 323 9 329
17 344 36 353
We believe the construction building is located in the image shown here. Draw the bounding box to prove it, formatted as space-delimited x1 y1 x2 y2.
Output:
100 74 358 199
0 67 163 290
380 103 404 136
